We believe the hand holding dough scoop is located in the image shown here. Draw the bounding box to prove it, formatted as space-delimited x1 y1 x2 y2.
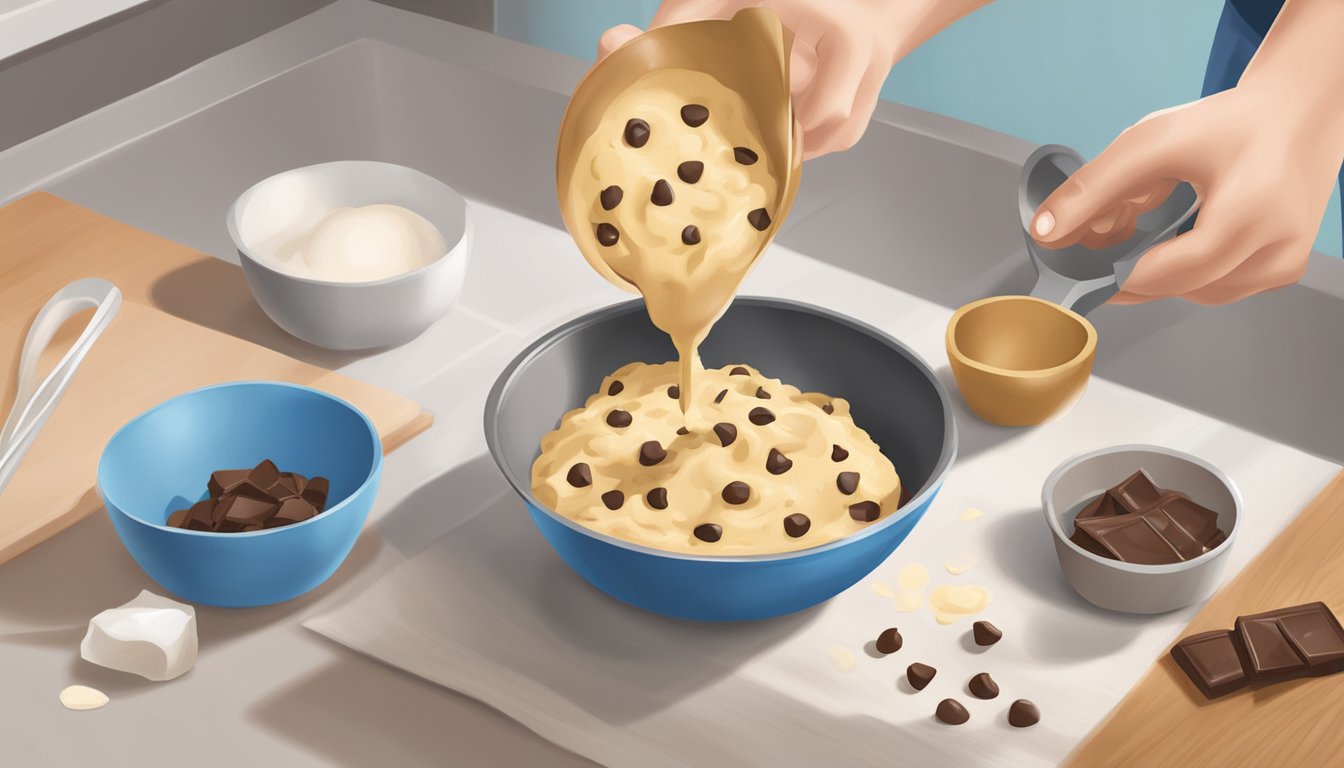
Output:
946 145 1199 426
555 8 802 405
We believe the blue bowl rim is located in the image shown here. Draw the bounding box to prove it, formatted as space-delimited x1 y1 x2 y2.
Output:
97 380 384 538
483 296 959 563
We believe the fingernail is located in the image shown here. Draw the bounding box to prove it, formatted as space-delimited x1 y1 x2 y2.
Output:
1034 211 1055 237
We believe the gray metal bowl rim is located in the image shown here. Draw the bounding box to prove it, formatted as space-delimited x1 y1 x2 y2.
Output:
483 296 959 564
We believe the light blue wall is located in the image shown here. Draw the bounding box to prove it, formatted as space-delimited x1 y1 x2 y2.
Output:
496 0 1342 256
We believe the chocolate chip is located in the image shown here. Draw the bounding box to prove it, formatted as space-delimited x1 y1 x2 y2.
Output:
208 469 249 498
647 487 669 510
876 627 903 655
676 426 690 436
907 663 937 691
638 440 667 466
1008 700 1040 728
722 481 751 505
677 160 704 183
714 389 728 404
607 380 624 396
754 387 771 399
972 620 1002 647
681 225 701 245
822 402 834 414
300 477 329 511
600 185 623 210
667 385 680 399
748 208 771 231
166 509 189 528
748 407 775 425
606 409 632 428
836 471 860 495
936 699 970 725
783 513 810 538
694 523 722 542
680 104 709 127
849 501 880 522
968 672 999 700
596 223 619 246
651 179 674 206
713 422 737 447
566 463 592 487
733 147 758 165
766 448 793 475
730 366 750 376
831 444 849 462
624 118 650 147
601 490 624 510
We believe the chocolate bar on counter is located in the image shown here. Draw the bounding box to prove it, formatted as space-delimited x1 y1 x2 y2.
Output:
1171 601 1344 699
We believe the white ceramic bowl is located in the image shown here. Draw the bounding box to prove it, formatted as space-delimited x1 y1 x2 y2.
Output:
226 161 472 350
1042 444 1241 614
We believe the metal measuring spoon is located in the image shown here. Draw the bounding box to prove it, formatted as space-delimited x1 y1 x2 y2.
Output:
1018 144 1200 316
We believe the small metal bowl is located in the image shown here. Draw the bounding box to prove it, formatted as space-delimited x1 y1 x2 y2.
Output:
226 161 472 351
1042 444 1241 614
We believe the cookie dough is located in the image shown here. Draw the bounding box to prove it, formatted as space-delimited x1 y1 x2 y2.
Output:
531 362 901 555
571 69 777 411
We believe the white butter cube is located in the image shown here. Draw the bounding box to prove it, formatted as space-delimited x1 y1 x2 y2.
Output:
80 590 198 681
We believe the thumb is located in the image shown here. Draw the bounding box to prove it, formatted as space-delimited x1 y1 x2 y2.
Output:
597 24 643 59
1031 127 1170 249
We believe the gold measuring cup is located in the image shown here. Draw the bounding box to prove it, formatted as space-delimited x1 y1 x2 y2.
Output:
947 145 1200 426
554 7 802 293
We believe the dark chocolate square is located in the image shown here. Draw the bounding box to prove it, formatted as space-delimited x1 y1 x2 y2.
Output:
1111 470 1163 513
1236 615 1308 680
1075 514 1182 565
1171 629 1248 699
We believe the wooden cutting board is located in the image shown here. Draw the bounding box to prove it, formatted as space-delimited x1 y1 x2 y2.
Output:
1069 470 1344 766
0 192 433 565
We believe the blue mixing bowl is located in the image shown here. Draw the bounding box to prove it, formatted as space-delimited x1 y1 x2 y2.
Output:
98 382 382 607
485 298 957 621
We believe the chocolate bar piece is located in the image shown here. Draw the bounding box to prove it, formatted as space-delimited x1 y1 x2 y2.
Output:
207 469 249 499
1235 602 1344 683
1074 513 1184 565
1111 470 1163 512
1171 630 1248 698
1074 491 1124 522
1070 471 1227 565
166 461 331 533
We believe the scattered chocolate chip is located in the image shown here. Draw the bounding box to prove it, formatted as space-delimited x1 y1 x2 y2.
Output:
714 389 729 404
822 402 834 415
849 501 881 522
783 513 811 538
638 440 667 466
748 208 772 231
836 471 860 495
766 448 793 475
831 444 849 462
601 490 625 510
623 118 650 147
936 699 970 725
694 523 722 542
733 147 758 165
748 407 775 425
596 223 619 246
754 387 771 399
876 628 903 655
606 409 632 428
651 179 674 206
722 481 751 505
677 160 704 184
681 225 701 245
730 366 750 376
1008 700 1040 728
600 185 623 210
647 487 669 510
907 663 937 691
676 426 690 436
667 385 680 399
607 380 624 396
566 463 592 488
680 104 709 127
968 672 999 700
712 422 738 447
973 620 1002 647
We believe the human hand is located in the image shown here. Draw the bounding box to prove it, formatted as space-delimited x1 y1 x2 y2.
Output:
599 1 987 160
1030 1 1344 306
